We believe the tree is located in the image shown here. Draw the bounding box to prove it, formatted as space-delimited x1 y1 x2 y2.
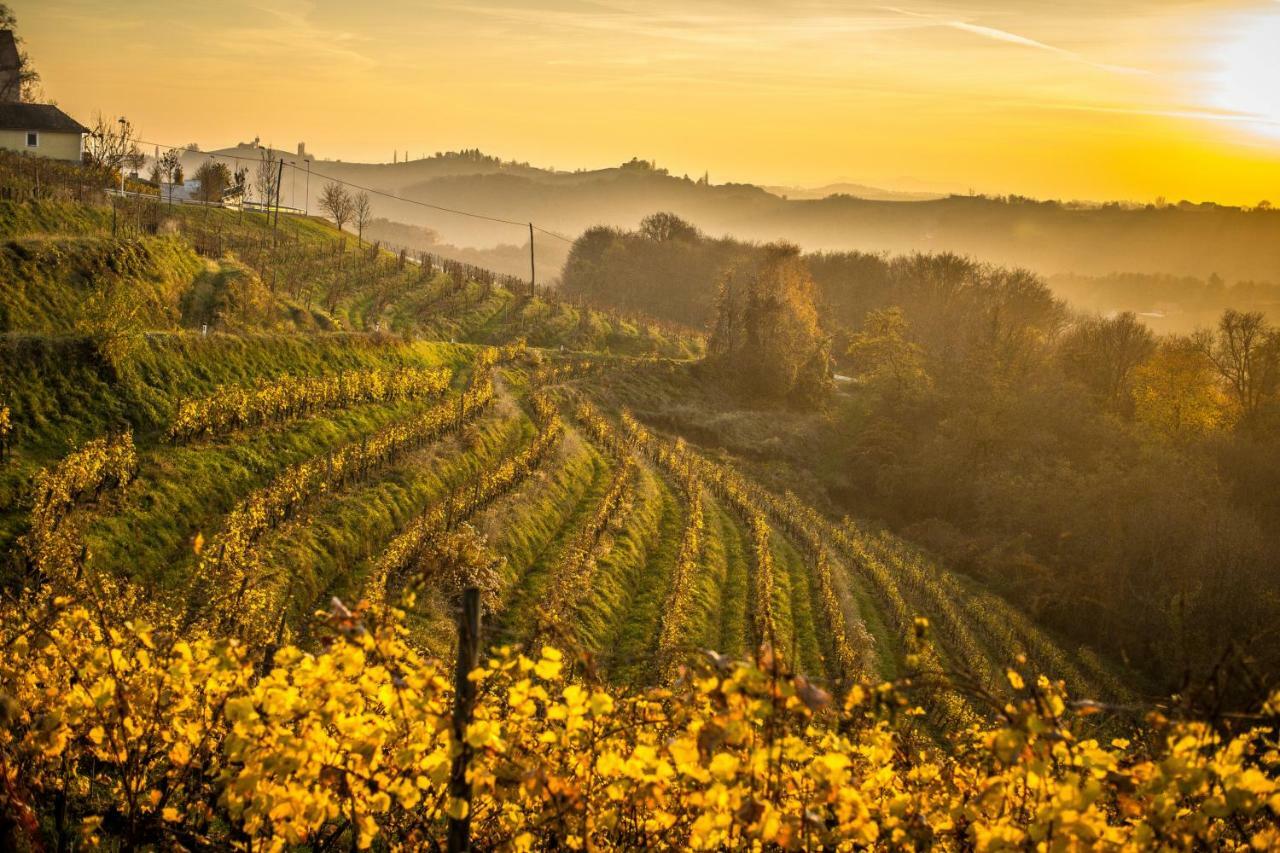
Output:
846 307 931 402
1059 312 1156 412
1132 336 1228 440
319 183 354 233
255 147 280 207
0 4 39 101
155 149 183 206
193 160 232 203
83 114 143 175
353 191 373 243
639 211 699 243
706 243 831 406
1195 310 1280 420
231 166 249 201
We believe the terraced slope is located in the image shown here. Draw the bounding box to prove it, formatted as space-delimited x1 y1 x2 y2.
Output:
0 193 1131 715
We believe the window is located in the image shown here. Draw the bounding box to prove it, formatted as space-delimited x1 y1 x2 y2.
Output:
25 131 37 148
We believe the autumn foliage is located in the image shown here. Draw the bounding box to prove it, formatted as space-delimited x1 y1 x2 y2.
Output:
2 584 1279 850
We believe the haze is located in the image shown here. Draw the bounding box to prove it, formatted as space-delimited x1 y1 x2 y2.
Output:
18 0 1280 205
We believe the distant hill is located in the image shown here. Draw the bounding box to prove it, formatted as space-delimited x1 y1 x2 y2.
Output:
760 182 942 202
182 146 1280 286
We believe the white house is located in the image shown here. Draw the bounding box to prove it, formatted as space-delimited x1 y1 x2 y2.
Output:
0 103 89 161
0 30 89 162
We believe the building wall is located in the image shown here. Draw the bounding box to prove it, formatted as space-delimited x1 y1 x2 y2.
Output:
0 129 83 162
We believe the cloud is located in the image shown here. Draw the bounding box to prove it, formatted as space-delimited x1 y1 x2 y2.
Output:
880 5 1149 74
226 0 377 69
443 2 925 50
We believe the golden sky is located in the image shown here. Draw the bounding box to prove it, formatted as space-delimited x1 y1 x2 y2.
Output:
16 0 1280 204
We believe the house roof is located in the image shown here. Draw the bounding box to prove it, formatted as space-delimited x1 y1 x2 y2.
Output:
0 103 90 134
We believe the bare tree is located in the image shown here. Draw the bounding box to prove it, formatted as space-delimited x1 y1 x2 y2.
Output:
84 113 143 174
123 146 146 177
319 182 353 233
1060 312 1156 410
156 149 182 206
255 146 280 207
353 191 373 243
1196 310 1280 419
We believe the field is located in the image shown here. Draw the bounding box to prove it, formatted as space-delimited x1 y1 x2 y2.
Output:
0 164 1277 850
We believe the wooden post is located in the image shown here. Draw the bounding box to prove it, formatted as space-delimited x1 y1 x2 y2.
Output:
528 222 536 297
272 158 285 238
448 586 481 853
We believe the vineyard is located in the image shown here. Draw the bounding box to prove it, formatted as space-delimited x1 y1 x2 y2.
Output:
0 177 1278 850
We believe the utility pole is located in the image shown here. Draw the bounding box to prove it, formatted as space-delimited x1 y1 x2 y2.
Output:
528 223 536 297
304 159 311 217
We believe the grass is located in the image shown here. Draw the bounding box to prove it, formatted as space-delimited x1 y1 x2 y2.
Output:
484 428 610 638
769 532 827 679
709 500 752 658
83 396 446 593
577 466 669 681
269 406 531 638
0 235 205 335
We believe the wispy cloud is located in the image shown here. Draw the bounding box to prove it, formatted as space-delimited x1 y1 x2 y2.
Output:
442 2 923 50
880 5 1149 75
224 0 377 69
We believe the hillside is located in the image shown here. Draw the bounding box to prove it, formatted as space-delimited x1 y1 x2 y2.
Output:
0 154 1111 697
1 156 1277 849
190 146 1280 289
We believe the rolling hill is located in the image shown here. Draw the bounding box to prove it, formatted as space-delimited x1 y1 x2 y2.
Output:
186 145 1280 290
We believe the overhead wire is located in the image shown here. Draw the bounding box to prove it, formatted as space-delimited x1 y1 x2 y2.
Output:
135 138 577 242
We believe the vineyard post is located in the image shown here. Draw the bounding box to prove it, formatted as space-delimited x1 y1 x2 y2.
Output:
272 157 284 239
448 586 481 852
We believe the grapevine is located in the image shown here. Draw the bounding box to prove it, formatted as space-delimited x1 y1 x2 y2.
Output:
2 584 1277 851
192 369 498 638
18 431 137 584
166 365 451 443
366 389 565 607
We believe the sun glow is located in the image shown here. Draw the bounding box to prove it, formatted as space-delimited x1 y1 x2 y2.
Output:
1204 9 1280 139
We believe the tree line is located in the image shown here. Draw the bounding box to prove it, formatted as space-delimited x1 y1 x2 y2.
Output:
563 212 1280 697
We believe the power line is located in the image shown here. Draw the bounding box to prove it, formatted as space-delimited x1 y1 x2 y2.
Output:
135 138 576 241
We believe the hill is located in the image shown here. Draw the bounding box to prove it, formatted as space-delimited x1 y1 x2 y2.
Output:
1 154 1277 849
186 146 1280 291
761 181 943 202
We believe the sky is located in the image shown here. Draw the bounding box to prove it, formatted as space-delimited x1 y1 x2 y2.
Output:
14 0 1280 204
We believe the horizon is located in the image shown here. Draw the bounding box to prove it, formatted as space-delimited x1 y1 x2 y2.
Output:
14 0 1280 207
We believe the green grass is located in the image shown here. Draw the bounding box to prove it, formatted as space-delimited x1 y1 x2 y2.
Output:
83 397 446 593
769 532 826 679
267 407 531 638
0 235 205 335
709 500 752 658
0 199 112 238
576 466 670 681
484 428 610 636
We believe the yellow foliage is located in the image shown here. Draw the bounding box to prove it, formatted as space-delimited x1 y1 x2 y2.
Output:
2 585 1278 850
